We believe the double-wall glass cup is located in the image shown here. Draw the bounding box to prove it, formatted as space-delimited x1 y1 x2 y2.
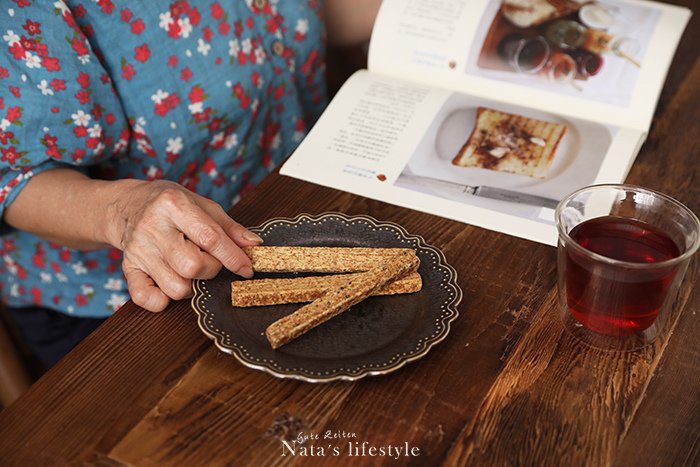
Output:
555 184 700 350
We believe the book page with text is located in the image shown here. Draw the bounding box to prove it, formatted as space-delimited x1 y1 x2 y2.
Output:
368 0 689 131
281 71 644 245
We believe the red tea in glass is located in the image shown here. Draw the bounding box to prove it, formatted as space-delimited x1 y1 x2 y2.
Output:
565 216 681 336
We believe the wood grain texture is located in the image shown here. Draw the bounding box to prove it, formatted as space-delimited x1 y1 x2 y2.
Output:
1 2 699 465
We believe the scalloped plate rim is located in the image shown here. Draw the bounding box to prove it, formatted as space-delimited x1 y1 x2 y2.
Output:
191 212 462 383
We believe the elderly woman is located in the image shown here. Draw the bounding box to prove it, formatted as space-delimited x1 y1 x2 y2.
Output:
0 0 381 367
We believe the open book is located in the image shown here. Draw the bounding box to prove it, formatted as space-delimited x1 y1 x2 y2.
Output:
281 0 690 245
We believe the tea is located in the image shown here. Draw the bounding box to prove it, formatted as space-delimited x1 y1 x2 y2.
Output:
566 216 681 335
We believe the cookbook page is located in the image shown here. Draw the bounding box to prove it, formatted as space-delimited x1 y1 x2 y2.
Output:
368 0 690 131
281 71 644 245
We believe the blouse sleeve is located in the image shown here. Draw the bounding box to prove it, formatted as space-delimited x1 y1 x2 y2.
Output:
0 1 129 224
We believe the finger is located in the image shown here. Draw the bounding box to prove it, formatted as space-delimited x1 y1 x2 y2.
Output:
198 199 263 247
145 258 194 301
124 267 171 313
166 231 223 279
168 201 254 278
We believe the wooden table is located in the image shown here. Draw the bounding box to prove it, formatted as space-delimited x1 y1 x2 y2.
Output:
1 7 699 467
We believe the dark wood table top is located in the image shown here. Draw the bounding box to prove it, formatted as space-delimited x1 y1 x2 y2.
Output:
1 3 699 465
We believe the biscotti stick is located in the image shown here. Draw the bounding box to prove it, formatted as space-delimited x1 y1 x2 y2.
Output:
231 272 422 307
265 251 420 349
243 246 416 273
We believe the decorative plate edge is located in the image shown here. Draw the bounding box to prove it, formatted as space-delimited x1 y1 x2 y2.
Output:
191 212 462 383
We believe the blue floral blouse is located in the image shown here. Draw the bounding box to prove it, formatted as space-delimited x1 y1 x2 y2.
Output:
0 0 327 316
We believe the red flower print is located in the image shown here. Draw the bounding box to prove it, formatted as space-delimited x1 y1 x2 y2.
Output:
31 287 42 305
167 55 178 67
97 0 115 14
91 103 103 120
9 87 20 98
232 83 244 98
51 107 59 113
46 145 61 159
71 36 89 56
120 8 133 22
0 97 3 110
211 2 224 20
218 21 230 36
8 43 27 60
154 103 169 117
121 63 136 80
22 19 42 36
71 148 86 162
34 42 48 57
59 250 71 262
41 56 60 72
49 78 66 92
246 17 254 29
75 90 90 105
100 73 110 84
274 84 285 100
73 5 86 17
13 0 30 7
0 67 8 79
75 294 88 306
44 134 58 147
180 67 192 82
190 7 201 26
234 21 243 37
170 1 188 17
77 72 90 89
6 106 22 123
106 113 116 125
201 158 216 175
131 19 145 35
167 21 181 39
73 126 88 138
134 43 150 63
1 146 21 165
0 131 12 145
266 17 280 33
188 85 205 103
108 249 121 261
251 70 261 87
202 26 214 42
83 25 95 38
85 260 97 270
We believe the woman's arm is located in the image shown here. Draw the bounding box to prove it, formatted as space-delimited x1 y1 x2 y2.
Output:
4 168 259 312
325 0 383 46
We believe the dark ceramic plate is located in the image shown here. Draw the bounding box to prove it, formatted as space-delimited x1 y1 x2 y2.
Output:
191 212 461 382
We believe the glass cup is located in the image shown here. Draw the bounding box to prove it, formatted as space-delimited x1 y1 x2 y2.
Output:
498 35 551 74
555 184 700 351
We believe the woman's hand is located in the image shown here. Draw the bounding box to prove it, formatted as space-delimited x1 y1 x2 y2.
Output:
106 179 261 312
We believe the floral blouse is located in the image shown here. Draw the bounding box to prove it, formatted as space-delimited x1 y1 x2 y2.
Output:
0 0 326 317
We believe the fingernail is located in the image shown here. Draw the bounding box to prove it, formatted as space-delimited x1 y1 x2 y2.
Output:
238 265 254 279
242 230 263 244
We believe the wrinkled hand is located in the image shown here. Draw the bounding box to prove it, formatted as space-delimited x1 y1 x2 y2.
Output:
107 179 261 312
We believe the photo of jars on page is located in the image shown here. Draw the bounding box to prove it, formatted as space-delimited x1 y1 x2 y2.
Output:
466 0 661 106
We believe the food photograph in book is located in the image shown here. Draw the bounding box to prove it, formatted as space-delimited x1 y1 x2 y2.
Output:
394 92 617 223
464 0 661 106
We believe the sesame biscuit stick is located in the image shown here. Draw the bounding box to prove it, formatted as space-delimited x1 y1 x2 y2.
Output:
265 251 420 349
231 272 422 307
243 246 417 273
